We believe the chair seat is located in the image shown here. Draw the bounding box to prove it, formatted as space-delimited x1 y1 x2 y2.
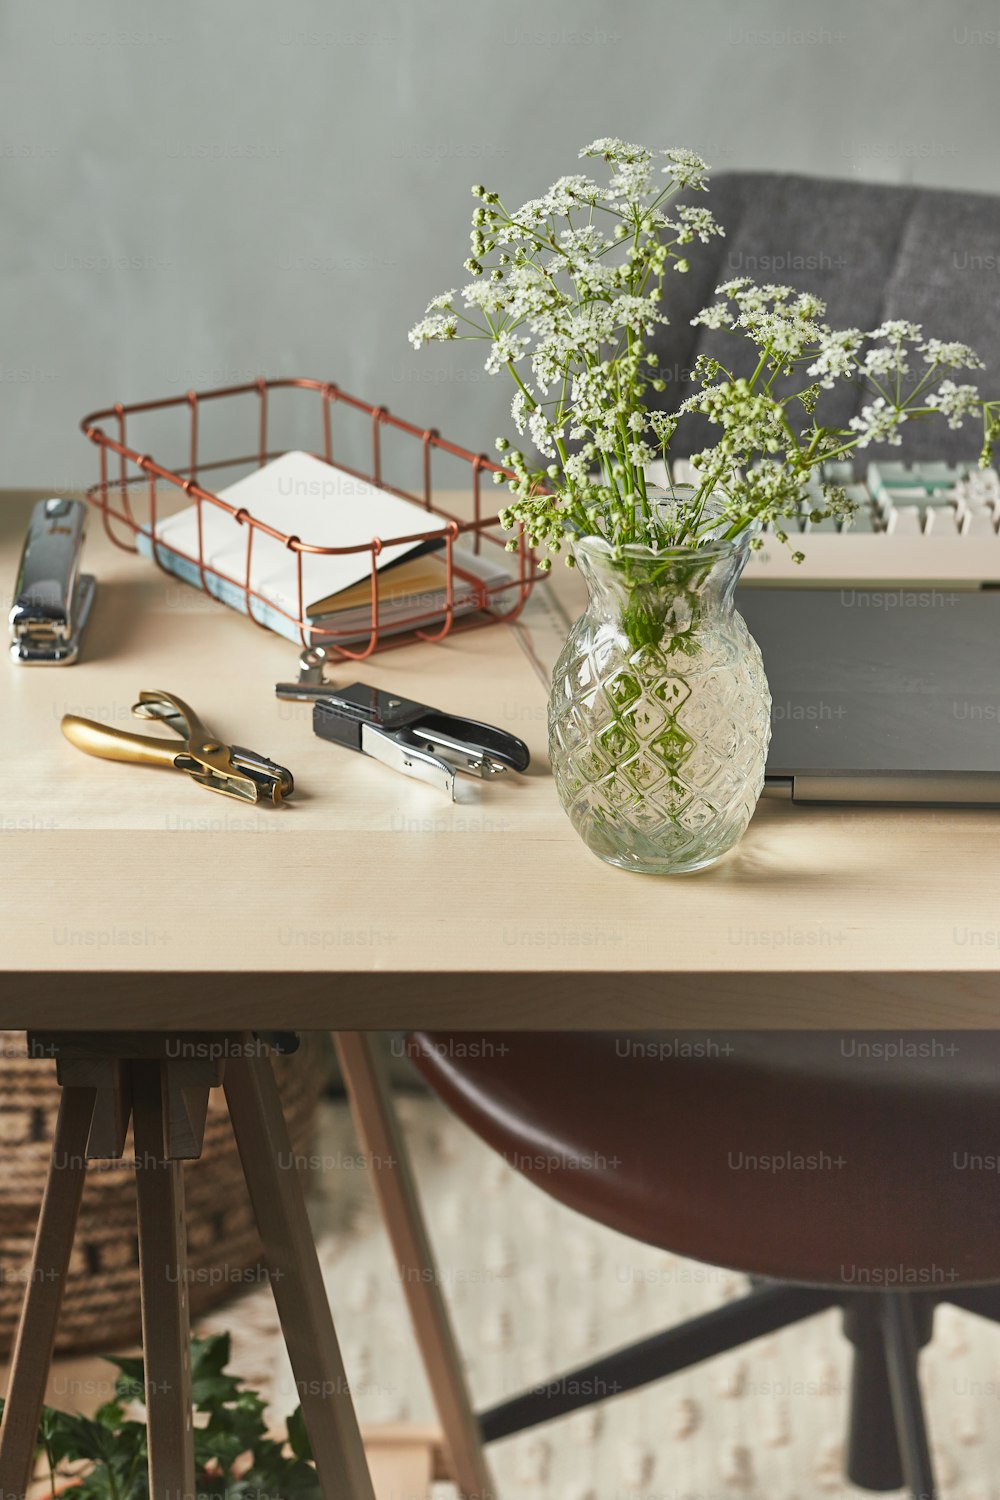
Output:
409 1031 1000 1288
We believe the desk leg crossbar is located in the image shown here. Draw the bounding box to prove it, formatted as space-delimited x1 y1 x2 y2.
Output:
0 1035 376 1500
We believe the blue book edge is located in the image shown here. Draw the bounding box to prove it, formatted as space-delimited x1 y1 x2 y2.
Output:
137 529 309 646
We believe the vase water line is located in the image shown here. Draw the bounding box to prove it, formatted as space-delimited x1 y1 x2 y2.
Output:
548 517 771 874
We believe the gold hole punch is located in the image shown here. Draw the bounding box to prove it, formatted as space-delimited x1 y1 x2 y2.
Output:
61 689 294 805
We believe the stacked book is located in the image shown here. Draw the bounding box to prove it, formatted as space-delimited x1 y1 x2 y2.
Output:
137 450 515 645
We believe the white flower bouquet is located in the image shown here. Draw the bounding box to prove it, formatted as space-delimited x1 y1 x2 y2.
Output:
410 138 1000 566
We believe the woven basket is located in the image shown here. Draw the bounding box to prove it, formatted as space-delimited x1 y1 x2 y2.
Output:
0 1032 331 1355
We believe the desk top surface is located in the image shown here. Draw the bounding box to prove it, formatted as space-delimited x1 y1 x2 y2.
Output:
2 489 999 1032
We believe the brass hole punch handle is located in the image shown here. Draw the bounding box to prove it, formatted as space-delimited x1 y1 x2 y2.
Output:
61 713 186 770
60 689 293 805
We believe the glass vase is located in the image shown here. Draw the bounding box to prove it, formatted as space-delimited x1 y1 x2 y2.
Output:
548 511 771 875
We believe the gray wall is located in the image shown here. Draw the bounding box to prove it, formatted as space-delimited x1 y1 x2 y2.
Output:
2 0 999 487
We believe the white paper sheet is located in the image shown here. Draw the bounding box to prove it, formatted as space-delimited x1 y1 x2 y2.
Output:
151 450 447 614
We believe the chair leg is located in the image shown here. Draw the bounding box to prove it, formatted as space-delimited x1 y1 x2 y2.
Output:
335 1032 496 1500
132 1062 196 1500
224 1051 376 1500
478 1282 836 1441
880 1293 938 1500
844 1296 905 1491
0 1086 96 1500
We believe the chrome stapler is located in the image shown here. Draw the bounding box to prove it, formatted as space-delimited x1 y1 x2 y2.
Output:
311 682 530 799
10 498 96 664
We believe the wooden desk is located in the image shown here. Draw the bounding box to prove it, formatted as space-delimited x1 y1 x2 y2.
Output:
1 487 999 1031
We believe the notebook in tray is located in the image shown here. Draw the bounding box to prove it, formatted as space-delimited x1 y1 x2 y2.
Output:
136 450 514 645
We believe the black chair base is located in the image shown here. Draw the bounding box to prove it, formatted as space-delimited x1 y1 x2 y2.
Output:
477 1280 1000 1498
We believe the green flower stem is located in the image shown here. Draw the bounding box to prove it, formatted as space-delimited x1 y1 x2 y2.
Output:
748 348 771 388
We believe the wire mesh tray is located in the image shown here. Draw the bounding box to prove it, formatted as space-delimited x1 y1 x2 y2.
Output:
80 377 545 658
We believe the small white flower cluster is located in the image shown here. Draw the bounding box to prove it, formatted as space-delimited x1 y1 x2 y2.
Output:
862 346 903 378
673 205 722 244
693 279 826 366
926 380 982 428
680 378 786 459
661 147 711 189
410 140 997 558
807 328 863 387
407 313 456 349
849 397 905 449
920 339 984 370
508 173 605 229
690 281 991 462
579 138 711 192
483 330 529 375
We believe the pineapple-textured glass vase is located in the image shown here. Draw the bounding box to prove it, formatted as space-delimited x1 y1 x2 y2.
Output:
548 509 771 874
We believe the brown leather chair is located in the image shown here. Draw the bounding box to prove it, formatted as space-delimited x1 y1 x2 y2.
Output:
409 1030 1000 1499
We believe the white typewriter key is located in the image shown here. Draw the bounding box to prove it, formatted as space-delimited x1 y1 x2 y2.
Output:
884 506 923 535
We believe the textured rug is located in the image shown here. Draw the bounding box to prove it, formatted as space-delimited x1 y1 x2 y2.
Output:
194 1095 1000 1500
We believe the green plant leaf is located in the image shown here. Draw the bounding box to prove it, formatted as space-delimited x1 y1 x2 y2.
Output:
194 1421 247 1474
27 1333 317 1500
198 1390 267 1460
93 1400 125 1431
241 1453 322 1500
48 1411 121 1465
106 1355 147 1408
191 1333 232 1379
190 1335 243 1411
284 1408 311 1464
